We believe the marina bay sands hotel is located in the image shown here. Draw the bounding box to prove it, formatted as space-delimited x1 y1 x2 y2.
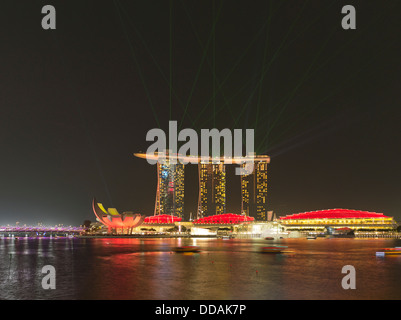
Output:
134 152 270 221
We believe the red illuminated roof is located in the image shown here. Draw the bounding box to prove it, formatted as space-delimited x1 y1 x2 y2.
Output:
144 215 182 224
279 209 390 220
193 213 254 224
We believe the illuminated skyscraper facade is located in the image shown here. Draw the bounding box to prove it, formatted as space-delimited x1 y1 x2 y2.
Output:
155 160 184 218
134 152 269 221
241 160 268 221
198 162 226 217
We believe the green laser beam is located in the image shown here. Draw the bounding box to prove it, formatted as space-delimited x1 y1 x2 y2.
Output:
179 0 224 130
115 0 194 125
255 0 273 132
256 0 398 151
264 36 399 153
197 0 309 131
192 1 286 128
256 24 341 150
179 0 238 129
170 0 173 121
114 0 160 127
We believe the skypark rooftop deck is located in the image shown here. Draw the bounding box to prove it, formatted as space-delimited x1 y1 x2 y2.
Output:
134 152 270 164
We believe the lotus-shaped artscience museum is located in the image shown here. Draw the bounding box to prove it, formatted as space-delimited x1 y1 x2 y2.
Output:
92 198 144 234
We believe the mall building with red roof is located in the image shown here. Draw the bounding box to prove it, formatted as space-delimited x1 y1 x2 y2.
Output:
279 209 397 233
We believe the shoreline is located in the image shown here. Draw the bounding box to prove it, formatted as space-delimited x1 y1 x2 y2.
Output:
78 234 224 239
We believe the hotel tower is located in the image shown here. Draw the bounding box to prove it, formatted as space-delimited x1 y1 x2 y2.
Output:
154 159 184 218
197 162 226 218
134 152 269 220
241 159 268 221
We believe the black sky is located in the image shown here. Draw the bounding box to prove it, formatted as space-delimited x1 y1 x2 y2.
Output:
0 0 400 225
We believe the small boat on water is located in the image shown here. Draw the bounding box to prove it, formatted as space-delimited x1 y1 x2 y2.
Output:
174 246 201 253
260 246 288 254
265 237 275 240
306 235 317 240
376 248 401 256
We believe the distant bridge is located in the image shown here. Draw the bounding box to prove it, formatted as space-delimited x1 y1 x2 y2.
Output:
0 226 84 237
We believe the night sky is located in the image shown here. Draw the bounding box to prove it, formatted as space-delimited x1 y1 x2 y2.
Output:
1 0 400 225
